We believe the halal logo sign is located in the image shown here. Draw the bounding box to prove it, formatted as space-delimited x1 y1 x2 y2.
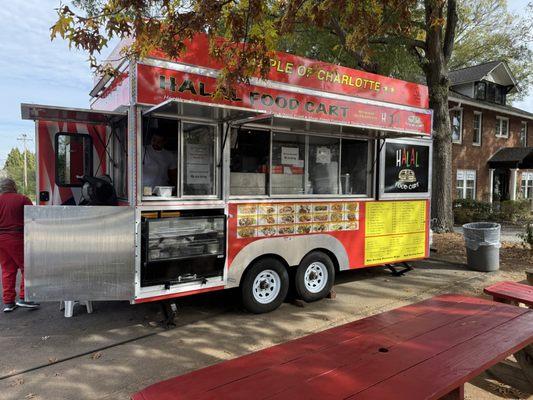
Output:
395 147 421 190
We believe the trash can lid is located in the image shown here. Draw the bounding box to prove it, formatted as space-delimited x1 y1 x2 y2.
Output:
462 222 501 230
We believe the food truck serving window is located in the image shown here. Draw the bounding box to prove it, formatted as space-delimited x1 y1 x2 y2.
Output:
55 133 93 187
230 129 371 197
183 123 216 196
142 117 219 199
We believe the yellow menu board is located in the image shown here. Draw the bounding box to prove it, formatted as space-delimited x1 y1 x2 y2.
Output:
364 201 427 265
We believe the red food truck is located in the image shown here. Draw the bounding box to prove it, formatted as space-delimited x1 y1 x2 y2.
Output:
21 35 433 316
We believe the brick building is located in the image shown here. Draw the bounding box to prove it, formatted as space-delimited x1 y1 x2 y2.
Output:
449 61 533 203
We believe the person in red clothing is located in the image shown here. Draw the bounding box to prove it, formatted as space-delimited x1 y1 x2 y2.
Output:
0 178 39 312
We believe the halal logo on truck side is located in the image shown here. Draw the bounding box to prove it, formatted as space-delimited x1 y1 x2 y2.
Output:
395 147 420 190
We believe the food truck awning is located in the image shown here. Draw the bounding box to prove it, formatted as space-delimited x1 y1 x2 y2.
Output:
21 103 126 124
142 99 430 140
142 98 273 125
487 147 533 169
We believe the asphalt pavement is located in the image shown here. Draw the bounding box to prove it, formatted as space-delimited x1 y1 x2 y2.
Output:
0 257 530 400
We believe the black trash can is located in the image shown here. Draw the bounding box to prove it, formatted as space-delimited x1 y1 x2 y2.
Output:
462 222 501 272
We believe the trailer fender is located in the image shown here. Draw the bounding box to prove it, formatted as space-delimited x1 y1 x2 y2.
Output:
226 234 349 289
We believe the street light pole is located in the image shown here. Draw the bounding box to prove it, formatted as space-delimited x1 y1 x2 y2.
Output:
17 133 33 192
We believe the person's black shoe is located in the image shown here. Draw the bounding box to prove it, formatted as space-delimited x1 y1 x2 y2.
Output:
16 300 40 309
3 303 17 312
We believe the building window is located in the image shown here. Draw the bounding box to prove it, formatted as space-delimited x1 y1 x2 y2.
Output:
473 112 482 146
451 109 462 143
484 82 507 105
521 172 533 199
496 116 509 138
456 169 476 199
474 82 486 101
521 122 528 147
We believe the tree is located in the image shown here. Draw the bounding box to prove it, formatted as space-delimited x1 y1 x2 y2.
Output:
53 0 457 231
3 148 36 199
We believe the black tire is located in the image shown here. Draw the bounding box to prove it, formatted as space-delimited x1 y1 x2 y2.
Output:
241 258 289 314
295 251 335 302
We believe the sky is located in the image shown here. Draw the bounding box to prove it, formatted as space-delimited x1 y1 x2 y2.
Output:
0 1 532 168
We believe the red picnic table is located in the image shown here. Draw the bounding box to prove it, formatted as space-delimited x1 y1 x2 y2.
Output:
132 294 533 400
484 281 533 307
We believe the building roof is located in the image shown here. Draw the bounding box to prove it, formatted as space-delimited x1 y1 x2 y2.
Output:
487 147 533 168
449 90 533 120
449 61 502 86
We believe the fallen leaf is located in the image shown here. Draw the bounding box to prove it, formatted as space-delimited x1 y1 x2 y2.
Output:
25 394 36 399
90 352 102 360
48 357 57 364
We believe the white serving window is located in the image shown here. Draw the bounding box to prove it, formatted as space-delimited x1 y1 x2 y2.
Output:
141 118 219 199
473 112 482 146
521 122 528 147
308 136 340 194
451 109 462 143
521 172 533 199
271 133 306 195
341 139 370 195
230 128 270 196
456 169 476 199
496 116 509 138
229 130 371 197
182 123 216 196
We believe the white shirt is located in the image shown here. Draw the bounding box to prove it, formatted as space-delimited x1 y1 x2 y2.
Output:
142 146 177 189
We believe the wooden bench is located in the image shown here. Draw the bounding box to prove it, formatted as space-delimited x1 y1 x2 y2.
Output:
484 281 533 386
484 281 533 307
131 294 533 400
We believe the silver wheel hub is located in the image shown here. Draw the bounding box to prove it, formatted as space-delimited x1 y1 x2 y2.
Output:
253 269 281 304
304 262 328 293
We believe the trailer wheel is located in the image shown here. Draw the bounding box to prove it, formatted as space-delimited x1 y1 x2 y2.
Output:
295 251 334 302
241 258 289 314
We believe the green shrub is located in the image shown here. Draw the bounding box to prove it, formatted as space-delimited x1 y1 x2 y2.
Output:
453 199 531 224
498 200 530 223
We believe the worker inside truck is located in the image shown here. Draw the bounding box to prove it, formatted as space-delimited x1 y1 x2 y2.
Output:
142 127 178 195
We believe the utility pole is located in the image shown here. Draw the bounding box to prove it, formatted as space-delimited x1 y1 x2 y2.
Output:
17 133 33 193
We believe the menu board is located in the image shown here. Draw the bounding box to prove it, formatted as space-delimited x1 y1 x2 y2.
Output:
364 201 427 264
383 141 430 194
236 202 360 239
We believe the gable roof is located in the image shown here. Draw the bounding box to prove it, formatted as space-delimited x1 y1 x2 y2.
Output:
449 61 502 86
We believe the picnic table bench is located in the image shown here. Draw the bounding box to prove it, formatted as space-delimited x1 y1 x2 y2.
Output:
132 294 533 400
484 280 533 384
484 281 533 307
